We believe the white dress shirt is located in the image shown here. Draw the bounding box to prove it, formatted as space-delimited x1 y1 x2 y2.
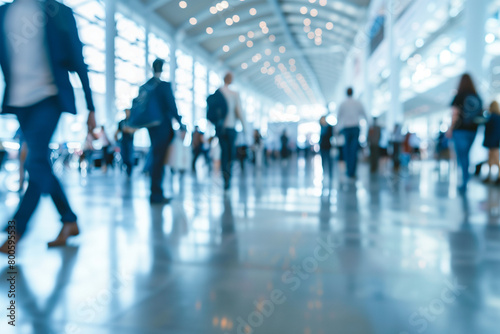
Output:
337 97 368 130
4 0 58 107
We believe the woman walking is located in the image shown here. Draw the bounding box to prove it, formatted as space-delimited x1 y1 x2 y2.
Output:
483 101 500 183
447 74 482 193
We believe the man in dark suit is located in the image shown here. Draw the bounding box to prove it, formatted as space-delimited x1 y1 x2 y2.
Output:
0 0 96 253
147 59 182 204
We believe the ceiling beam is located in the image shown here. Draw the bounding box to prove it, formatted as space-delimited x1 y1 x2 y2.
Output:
145 0 174 12
194 20 279 43
281 1 359 22
267 0 325 104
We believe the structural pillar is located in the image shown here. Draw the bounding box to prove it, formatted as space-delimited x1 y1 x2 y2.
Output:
465 0 487 90
386 0 402 131
192 60 196 127
145 22 150 79
105 0 116 121
363 39 373 119
170 42 177 90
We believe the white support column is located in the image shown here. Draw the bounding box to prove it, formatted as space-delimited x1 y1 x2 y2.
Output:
192 59 196 127
363 40 373 119
170 42 177 89
465 0 487 90
145 22 150 80
386 0 402 131
105 0 116 122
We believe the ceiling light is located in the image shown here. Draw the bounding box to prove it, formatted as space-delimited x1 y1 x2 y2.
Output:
309 0 316 3
304 26 310 32
279 46 286 53
486 33 496 44
247 41 253 47
206 27 213 34
216 3 223 11
310 9 318 17
264 61 271 67
248 31 255 38
249 8 257 15
300 6 308 14
209 6 217 14
269 35 276 42
179 1 187 9
259 21 267 28
290 65 296 72
315 28 322 36
233 15 240 23
308 32 315 39
289 59 295 65
221 1 229 9
241 63 248 69
239 35 246 42
223 45 230 52
261 67 268 74
304 18 311 26
189 17 197 25
225 18 233 26
262 27 269 34
274 56 280 62
415 38 424 48
326 22 333 30
319 0 327 5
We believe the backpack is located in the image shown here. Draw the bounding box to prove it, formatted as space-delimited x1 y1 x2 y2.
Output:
206 89 228 130
461 94 485 126
128 78 163 128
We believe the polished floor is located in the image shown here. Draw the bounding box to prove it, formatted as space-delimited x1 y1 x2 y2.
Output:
0 156 499 334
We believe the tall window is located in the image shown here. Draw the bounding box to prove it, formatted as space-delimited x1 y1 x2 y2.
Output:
175 50 194 127
115 12 146 112
148 33 171 81
209 71 222 94
194 62 208 126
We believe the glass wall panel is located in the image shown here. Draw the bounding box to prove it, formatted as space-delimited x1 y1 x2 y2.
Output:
194 62 208 127
175 50 194 127
148 33 171 81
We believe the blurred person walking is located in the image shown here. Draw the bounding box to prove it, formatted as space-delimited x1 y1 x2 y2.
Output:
97 125 112 173
368 117 382 173
115 109 135 177
14 128 27 192
390 124 404 173
0 0 96 252
483 101 500 183
191 126 207 173
447 73 482 193
212 72 246 190
319 116 334 180
138 59 182 204
337 87 368 180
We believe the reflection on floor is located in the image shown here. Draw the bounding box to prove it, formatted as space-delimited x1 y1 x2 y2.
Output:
0 156 499 334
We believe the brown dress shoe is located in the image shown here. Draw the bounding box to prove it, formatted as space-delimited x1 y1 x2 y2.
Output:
48 222 80 248
0 234 19 254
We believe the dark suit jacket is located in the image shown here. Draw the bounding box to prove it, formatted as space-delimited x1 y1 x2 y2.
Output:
0 0 94 114
147 78 181 125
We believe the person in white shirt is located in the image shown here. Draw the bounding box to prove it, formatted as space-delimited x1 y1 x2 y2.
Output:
218 72 246 190
0 0 96 253
337 87 368 179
